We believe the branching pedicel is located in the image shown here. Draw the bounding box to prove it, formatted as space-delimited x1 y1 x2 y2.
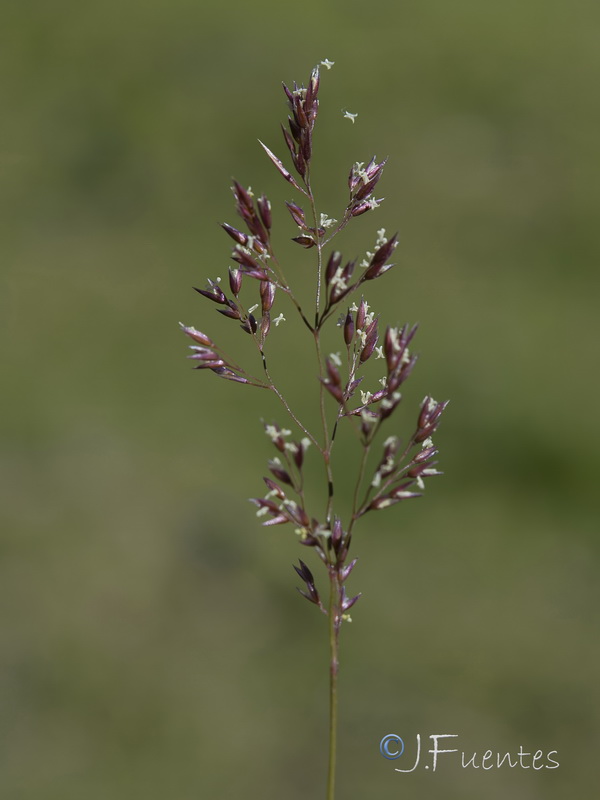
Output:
180 61 448 800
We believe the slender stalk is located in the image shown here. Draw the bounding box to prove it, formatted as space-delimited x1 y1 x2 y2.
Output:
321 209 351 247
247 326 321 450
356 433 415 516
266 246 314 331
327 568 340 800
266 370 320 449
349 442 371 535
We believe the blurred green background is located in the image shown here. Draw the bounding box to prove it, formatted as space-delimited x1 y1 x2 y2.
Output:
2 0 599 797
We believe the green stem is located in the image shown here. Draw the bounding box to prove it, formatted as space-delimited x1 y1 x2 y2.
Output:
327 569 340 800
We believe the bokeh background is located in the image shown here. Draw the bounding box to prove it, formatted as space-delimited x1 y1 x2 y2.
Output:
2 1 599 797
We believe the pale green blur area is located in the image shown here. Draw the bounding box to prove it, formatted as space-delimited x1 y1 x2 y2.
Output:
2 0 599 797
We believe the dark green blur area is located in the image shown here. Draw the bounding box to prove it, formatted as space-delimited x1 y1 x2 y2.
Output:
2 0 599 797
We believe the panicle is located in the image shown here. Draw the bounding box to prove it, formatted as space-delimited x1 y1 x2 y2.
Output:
180 61 449 627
